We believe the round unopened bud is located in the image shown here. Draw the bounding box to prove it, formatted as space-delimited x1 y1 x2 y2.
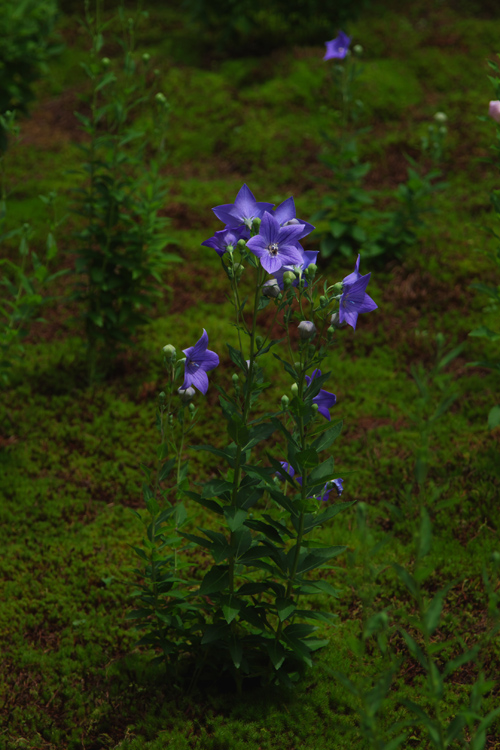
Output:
491 550 500 564
305 263 317 279
283 270 295 288
327 325 335 336
263 279 280 298
291 383 299 397
232 373 239 384
101 57 110 67
158 391 166 403
330 312 347 329
439 125 447 135
319 295 327 308
281 394 290 409
294 361 301 369
163 343 176 359
312 403 319 411
298 320 317 341
331 282 343 295
142 53 151 63
232 262 244 281
155 92 167 105
251 217 261 231
353 44 363 55
237 238 247 249
188 402 195 414
178 386 195 403
434 111 447 123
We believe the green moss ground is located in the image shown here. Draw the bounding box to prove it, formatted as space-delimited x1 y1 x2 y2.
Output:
1 0 500 747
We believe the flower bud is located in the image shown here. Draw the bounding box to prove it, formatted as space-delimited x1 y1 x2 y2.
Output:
327 325 335 338
158 391 166 404
330 312 347 329
142 53 151 63
283 270 295 288
232 373 239 384
155 92 167 105
291 383 299 397
434 111 447 123
439 125 447 135
298 320 316 341
294 361 301 369
330 282 343 295
353 44 363 55
312 403 319 411
188 402 195 414
489 101 500 123
304 263 317 280
178 386 195 403
262 279 280 298
101 57 110 67
163 344 176 360
491 550 500 564
281 394 290 409
251 217 261 232
232 262 244 281
237 238 247 249
319 295 327 308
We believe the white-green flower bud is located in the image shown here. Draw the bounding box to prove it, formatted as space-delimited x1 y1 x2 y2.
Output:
281 394 290 409
142 53 151 63
291 383 299 397
178 386 195 403
319 295 327 308
294 361 301 369
304 263 317 280
251 217 261 232
155 92 167 105
162 344 176 360
101 57 111 67
434 111 447 123
188 402 195 414
312 403 319 411
353 44 363 55
237 238 247 249
330 282 343 295
330 312 347 329
263 279 280 298
283 270 295 288
232 373 239 384
298 320 316 341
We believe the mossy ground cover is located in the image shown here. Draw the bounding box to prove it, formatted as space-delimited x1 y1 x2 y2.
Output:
1 0 500 747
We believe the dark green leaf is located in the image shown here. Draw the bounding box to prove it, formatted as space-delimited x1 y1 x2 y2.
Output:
199 566 230 596
311 420 343 452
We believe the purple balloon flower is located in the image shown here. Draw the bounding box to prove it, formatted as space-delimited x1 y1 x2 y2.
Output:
277 462 344 502
212 184 274 230
273 196 315 243
324 31 351 61
305 369 337 421
201 226 249 257
339 257 378 330
181 329 219 395
246 212 305 274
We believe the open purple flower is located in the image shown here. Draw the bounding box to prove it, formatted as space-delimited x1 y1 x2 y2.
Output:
212 184 274 230
181 329 219 395
339 257 377 330
246 212 305 274
273 196 315 243
305 369 337 420
201 226 249 257
324 31 351 61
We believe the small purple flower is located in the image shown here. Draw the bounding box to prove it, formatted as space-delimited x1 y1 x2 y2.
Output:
277 465 343 502
324 31 351 61
339 257 377 330
201 226 249 257
305 369 337 421
181 329 219 395
246 212 305 274
212 184 274 230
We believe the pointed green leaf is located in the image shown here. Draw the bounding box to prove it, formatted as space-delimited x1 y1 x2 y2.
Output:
199 566 230 595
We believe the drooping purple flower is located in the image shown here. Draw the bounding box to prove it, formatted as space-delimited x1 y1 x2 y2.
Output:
246 211 305 274
212 184 274 230
324 31 351 61
181 329 219 395
339 257 377 330
201 226 249 257
305 369 337 421
277 466 344 502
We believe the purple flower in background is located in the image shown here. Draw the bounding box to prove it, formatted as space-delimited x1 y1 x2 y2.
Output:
212 184 274 230
339 257 377 330
181 329 219 395
324 31 351 61
305 369 337 420
489 101 500 123
277 462 295 480
201 226 249 257
272 248 318 289
246 212 305 274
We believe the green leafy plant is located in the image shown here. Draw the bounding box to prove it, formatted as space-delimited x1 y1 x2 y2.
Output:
314 39 446 263
71 0 180 383
0 0 60 152
0 111 66 386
